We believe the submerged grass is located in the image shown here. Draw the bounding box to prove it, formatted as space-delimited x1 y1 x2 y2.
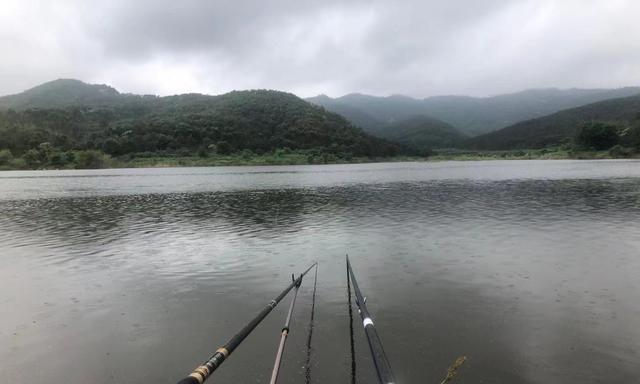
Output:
439 356 467 384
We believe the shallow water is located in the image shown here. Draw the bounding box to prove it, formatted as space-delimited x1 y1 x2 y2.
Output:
1 160 639 383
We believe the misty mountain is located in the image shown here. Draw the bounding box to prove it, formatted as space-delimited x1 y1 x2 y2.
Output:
467 94 640 150
0 79 400 158
371 115 466 150
307 93 424 128
309 94 386 132
307 94 465 149
307 87 640 136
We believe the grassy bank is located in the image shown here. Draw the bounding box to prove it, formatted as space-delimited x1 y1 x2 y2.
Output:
429 147 640 161
1 147 639 171
0 148 425 171
120 153 425 168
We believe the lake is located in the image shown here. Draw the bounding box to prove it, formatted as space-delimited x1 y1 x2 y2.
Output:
1 160 640 384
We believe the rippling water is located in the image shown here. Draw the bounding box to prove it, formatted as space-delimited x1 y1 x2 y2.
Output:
1 160 640 384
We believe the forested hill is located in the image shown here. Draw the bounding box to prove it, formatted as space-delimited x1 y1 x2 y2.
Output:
0 80 401 162
307 87 640 136
371 115 466 151
467 94 640 150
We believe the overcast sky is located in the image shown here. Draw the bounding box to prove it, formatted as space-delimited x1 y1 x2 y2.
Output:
1 0 639 98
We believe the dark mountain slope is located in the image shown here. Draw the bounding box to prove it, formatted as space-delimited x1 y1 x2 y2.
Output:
428 88 640 135
467 94 640 149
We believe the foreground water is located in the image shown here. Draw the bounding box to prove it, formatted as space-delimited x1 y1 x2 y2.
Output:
1 160 639 384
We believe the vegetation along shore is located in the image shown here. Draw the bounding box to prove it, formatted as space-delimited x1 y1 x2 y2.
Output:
2 147 639 171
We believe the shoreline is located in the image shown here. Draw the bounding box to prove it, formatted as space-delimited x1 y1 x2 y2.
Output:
1 148 639 171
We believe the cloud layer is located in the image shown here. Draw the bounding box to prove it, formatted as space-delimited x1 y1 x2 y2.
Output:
1 0 639 97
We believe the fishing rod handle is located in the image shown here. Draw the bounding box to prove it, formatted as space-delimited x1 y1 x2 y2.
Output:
177 348 228 384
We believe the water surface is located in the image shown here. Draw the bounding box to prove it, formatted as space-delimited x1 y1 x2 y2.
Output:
1 160 640 383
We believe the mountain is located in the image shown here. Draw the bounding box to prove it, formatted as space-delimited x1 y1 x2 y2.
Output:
307 87 640 136
422 88 640 135
0 79 400 158
306 93 459 148
371 115 466 150
467 94 640 150
307 93 426 127
307 94 385 132
0 79 127 109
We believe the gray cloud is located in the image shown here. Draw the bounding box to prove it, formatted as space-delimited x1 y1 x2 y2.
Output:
1 0 639 98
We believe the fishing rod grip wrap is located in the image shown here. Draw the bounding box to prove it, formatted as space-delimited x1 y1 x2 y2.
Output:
176 378 199 384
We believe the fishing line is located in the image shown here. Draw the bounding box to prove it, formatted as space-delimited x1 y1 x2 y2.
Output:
304 263 318 384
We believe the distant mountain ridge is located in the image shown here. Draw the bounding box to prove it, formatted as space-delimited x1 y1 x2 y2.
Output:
308 93 424 130
307 87 640 136
308 93 459 150
309 94 386 131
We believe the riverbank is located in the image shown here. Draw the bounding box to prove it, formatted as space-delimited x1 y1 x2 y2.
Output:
121 148 640 168
430 147 640 161
0 149 425 171
1 147 638 171
119 153 424 168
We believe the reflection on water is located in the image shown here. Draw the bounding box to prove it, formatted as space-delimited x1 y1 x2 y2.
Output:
1 161 640 384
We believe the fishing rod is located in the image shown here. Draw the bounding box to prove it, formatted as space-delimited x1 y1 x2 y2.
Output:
176 262 318 384
269 273 301 384
346 255 396 384
271 261 319 384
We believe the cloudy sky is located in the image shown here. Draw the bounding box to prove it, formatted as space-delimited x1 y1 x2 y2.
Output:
1 0 639 98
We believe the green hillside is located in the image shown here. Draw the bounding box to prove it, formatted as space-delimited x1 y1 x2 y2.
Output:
0 80 401 168
467 94 640 150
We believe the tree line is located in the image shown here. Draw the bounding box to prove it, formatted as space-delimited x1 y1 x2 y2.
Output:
574 119 640 156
